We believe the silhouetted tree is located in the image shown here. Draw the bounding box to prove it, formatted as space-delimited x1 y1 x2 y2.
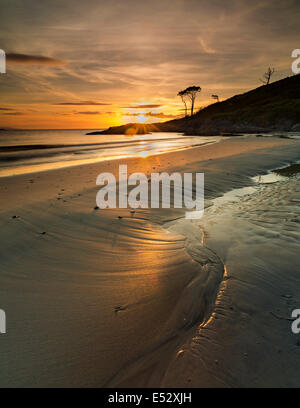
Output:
185 86 201 116
178 90 188 117
260 67 275 85
178 86 201 116
211 94 220 102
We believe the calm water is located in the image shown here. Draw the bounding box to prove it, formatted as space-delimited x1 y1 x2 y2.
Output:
0 129 221 177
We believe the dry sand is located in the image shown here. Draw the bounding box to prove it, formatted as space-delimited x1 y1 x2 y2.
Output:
1 135 300 387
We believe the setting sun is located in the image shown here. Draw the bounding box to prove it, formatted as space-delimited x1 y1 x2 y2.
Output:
136 114 148 123
139 150 149 158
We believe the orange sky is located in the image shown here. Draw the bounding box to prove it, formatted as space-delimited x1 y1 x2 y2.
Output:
0 0 299 129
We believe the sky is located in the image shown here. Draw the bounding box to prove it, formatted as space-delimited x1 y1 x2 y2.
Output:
0 0 299 129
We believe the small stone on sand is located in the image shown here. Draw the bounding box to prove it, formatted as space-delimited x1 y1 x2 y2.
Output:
114 306 126 313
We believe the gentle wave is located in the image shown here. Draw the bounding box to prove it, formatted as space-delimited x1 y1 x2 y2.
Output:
0 129 221 177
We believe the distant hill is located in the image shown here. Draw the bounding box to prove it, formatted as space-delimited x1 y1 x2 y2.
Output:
87 75 300 136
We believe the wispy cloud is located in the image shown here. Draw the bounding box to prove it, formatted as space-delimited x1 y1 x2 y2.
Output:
123 104 162 109
75 111 100 115
54 101 111 106
124 111 180 119
0 111 24 115
6 53 66 66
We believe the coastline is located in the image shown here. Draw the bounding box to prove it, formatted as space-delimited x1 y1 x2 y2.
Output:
0 135 293 210
87 75 300 137
0 131 221 178
1 135 300 387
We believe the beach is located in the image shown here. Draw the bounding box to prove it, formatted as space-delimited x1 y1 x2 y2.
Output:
1 134 300 387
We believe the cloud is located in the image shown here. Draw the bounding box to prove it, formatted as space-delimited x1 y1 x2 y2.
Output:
0 111 24 115
6 53 66 66
124 111 180 119
147 112 180 119
1 0 300 128
0 107 14 111
54 101 110 106
123 104 162 109
197 37 216 54
75 111 100 115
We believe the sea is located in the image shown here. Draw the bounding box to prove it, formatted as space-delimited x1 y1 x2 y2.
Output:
0 129 221 177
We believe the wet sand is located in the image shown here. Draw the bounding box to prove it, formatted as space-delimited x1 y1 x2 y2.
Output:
1 135 300 387
163 175 300 387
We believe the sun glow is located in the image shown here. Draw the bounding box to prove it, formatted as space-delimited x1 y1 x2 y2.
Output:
136 114 148 123
139 150 149 158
